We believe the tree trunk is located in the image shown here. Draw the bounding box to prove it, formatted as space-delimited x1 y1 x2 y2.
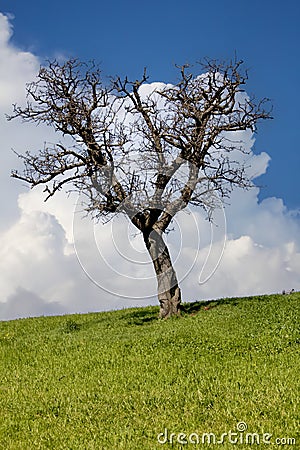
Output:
143 228 181 319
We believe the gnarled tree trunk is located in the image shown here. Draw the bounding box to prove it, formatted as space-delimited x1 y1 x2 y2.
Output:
143 228 181 319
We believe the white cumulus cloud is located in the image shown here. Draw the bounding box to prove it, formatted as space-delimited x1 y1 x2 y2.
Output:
0 13 299 321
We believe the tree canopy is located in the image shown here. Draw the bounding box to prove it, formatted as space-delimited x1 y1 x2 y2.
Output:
9 58 271 318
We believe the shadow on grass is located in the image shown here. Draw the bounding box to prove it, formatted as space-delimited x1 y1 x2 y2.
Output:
64 293 291 331
77 306 159 330
181 297 240 315
182 292 289 316
123 308 159 326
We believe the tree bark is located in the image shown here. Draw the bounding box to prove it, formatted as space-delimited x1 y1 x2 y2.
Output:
143 228 181 318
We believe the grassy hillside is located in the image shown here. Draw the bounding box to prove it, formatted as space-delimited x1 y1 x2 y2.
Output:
0 293 299 449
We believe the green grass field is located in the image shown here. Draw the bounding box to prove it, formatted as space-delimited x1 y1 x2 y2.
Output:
0 292 299 449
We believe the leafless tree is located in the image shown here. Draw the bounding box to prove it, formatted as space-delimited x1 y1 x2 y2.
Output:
8 58 271 318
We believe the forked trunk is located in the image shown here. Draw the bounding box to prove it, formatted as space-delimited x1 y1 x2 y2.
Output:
143 228 181 319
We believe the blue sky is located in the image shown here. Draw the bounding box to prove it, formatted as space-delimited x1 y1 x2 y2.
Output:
0 3 300 320
1 0 299 209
